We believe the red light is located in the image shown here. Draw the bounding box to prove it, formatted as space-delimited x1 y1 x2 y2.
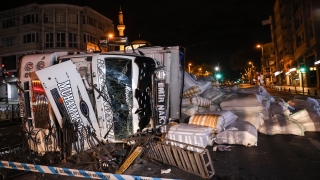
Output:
1 64 4 68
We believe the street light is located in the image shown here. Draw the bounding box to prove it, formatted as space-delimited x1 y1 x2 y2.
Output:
188 63 192 73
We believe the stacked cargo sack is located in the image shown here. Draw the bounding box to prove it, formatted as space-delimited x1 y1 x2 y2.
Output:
220 93 266 129
258 114 306 136
214 121 258 147
181 73 215 120
188 111 238 134
290 109 320 131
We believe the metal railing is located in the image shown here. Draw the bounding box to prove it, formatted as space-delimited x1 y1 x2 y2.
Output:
0 103 20 121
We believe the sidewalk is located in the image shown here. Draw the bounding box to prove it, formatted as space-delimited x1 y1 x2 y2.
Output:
266 84 320 98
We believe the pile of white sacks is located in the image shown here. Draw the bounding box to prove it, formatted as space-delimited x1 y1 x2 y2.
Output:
166 72 320 151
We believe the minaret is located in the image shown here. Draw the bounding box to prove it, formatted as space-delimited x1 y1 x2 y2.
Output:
117 6 125 50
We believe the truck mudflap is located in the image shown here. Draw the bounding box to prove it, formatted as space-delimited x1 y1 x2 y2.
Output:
35 60 99 151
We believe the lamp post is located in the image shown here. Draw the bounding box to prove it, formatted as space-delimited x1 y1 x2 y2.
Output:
188 63 192 73
249 62 254 84
257 44 264 84
256 45 263 73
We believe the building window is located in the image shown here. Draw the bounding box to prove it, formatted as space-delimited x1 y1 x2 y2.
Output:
45 33 53 48
44 13 53 23
2 19 16 29
87 17 95 27
2 36 15 47
56 13 66 23
68 14 78 24
68 33 77 47
56 32 66 47
98 23 104 31
23 33 38 44
23 14 38 24
83 33 96 43
82 16 96 27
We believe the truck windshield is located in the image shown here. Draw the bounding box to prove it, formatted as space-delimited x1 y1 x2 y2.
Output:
103 58 133 139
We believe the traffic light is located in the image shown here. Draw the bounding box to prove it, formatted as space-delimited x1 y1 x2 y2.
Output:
299 63 306 73
215 73 222 79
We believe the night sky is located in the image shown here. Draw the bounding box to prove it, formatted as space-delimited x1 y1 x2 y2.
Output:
1 0 275 79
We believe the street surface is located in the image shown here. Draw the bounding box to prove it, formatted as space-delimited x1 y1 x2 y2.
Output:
7 86 320 180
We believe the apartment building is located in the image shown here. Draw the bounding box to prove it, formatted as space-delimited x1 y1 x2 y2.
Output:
0 3 115 100
271 0 320 87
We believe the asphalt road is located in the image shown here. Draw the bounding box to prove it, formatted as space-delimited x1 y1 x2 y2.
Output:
7 87 320 180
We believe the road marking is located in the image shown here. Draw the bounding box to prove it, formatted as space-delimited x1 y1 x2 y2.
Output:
308 138 320 150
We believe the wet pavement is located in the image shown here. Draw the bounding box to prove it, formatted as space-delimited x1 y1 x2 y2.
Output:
9 131 320 180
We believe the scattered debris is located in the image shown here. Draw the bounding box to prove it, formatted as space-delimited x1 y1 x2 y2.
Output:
161 168 171 174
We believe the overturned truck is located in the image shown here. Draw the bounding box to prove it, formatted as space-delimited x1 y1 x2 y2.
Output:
14 43 216 179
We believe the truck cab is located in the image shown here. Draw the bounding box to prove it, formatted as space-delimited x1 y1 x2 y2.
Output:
17 46 183 155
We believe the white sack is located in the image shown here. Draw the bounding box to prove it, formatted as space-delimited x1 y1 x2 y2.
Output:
262 99 270 118
287 99 320 115
215 121 257 147
189 111 238 133
290 109 320 131
220 94 265 129
258 114 306 136
230 110 264 129
294 95 319 107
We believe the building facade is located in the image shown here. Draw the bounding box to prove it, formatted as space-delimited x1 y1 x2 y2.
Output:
271 0 320 87
0 3 115 101
260 42 276 85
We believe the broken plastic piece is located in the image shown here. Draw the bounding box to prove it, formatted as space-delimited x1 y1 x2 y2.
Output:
215 145 232 151
161 168 171 174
